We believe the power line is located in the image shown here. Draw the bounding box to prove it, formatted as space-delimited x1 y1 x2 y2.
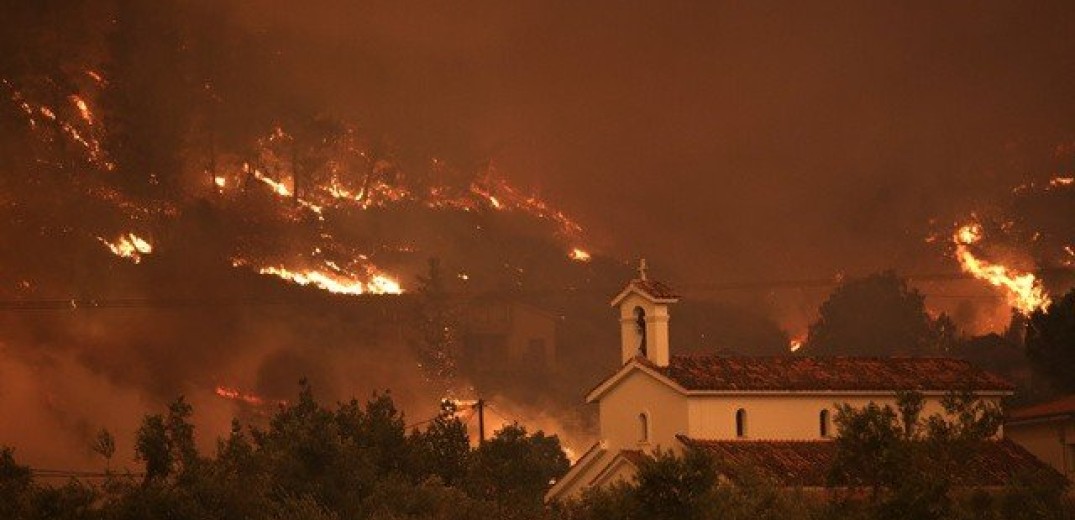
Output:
0 271 1066 311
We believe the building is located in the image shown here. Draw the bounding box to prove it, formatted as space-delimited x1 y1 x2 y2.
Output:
461 298 558 370
1006 395 1075 482
545 263 1045 502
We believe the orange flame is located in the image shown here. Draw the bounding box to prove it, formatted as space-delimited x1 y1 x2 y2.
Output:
254 264 402 295
214 385 286 407
952 223 1050 314
97 233 153 264
568 248 591 262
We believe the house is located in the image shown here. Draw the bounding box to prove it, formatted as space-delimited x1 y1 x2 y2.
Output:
1006 395 1075 482
545 263 1040 502
461 298 558 370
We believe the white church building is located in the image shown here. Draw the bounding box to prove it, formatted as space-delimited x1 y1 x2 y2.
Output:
546 264 1051 501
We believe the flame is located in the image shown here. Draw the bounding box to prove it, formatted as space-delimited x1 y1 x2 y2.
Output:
213 176 226 188
789 339 804 352
215 385 265 406
568 248 591 262
249 167 323 215
70 95 93 125
251 168 291 197
97 233 153 263
1049 176 1074 188
255 264 402 295
214 385 286 407
952 223 1050 314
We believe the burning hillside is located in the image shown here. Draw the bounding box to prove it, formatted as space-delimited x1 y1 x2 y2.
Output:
0 3 623 470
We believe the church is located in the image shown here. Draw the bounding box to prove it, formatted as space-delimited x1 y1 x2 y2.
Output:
545 263 1051 502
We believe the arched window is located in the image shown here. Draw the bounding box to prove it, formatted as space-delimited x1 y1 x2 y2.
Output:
820 409 831 438
735 408 747 438
633 306 647 357
638 412 649 443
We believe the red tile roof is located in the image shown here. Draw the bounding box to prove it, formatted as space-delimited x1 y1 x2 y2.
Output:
679 436 1058 487
657 355 1013 392
1009 394 1075 422
631 278 680 300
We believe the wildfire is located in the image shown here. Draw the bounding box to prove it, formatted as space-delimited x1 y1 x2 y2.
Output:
70 95 93 125
214 385 285 407
568 248 591 262
251 168 291 197
1049 176 1074 188
952 223 1050 314
255 265 402 295
97 233 153 263
789 339 804 352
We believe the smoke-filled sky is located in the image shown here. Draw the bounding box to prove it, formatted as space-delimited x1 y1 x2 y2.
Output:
235 0 1075 281
3 0 1075 471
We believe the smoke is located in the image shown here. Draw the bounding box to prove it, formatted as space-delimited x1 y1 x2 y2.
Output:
4 0 1075 468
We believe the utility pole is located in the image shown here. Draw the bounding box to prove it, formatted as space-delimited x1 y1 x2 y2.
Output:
476 398 486 445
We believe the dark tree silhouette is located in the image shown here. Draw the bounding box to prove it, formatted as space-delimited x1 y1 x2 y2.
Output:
806 271 951 356
1026 289 1075 393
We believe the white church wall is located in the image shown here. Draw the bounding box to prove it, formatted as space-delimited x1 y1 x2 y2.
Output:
599 369 688 452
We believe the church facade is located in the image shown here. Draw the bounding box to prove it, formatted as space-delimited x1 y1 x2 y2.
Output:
546 265 1041 502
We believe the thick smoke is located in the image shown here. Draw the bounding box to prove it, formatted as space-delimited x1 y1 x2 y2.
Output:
4 0 1075 469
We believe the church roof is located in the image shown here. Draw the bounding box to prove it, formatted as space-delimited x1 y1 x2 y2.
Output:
678 436 1059 488
655 355 1014 393
609 278 680 306
1008 394 1075 423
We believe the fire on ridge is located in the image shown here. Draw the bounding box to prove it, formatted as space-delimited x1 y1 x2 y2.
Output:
951 223 1050 314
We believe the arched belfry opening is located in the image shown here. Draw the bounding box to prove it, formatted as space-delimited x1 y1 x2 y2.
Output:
634 306 647 357
610 259 680 366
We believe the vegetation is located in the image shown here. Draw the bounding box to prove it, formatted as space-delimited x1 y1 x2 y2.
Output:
0 381 568 520
1026 289 1075 393
805 271 955 356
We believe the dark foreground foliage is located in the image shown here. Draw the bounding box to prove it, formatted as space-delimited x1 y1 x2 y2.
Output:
1 381 568 520
3 386 1072 520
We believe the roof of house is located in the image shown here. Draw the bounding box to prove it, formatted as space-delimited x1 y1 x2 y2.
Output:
1008 394 1075 422
678 436 1058 488
655 355 1014 392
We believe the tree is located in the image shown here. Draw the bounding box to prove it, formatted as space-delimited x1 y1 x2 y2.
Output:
134 396 200 484
92 428 116 471
828 391 1013 520
408 400 472 486
0 447 32 519
633 448 717 520
806 271 951 356
1026 288 1075 393
465 423 569 512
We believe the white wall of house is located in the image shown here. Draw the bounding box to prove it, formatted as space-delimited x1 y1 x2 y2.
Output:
1005 418 1075 480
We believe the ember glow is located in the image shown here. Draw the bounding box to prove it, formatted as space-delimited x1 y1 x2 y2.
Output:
97 233 153 264
568 248 591 262
952 223 1051 314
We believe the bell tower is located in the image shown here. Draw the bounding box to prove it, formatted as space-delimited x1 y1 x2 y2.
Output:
609 259 679 366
